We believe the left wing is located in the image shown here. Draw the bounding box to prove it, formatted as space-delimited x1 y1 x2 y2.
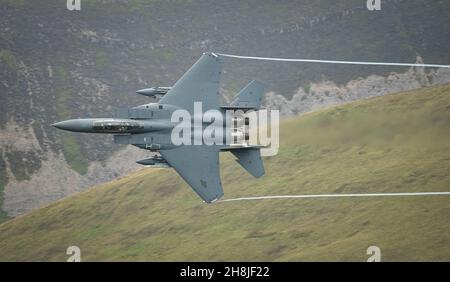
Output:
159 53 223 113
160 146 223 203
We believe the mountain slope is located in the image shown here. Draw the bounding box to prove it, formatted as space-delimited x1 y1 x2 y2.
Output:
0 84 449 261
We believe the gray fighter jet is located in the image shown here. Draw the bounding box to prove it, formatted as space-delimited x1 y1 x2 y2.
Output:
53 53 265 203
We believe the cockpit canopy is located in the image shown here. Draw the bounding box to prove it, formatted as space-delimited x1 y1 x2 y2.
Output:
92 119 144 133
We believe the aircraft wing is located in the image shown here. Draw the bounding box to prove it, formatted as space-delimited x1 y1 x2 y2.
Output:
160 146 223 203
159 53 223 113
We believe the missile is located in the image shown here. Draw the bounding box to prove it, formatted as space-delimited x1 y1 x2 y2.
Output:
136 87 171 97
136 157 170 167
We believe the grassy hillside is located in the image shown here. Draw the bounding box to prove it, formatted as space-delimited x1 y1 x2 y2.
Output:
0 84 449 261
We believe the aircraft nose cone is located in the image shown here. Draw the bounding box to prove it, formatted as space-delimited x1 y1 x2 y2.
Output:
52 119 91 132
52 120 75 131
52 121 63 129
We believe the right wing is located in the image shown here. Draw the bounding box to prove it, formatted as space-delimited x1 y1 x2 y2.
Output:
159 53 223 113
160 146 223 203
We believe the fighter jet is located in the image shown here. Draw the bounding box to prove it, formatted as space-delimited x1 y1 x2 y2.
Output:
53 53 265 203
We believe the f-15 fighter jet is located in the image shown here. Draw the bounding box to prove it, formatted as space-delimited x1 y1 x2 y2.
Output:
53 53 265 203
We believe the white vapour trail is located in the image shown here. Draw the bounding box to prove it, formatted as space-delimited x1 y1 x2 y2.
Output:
220 192 450 203
215 53 450 202
216 53 450 68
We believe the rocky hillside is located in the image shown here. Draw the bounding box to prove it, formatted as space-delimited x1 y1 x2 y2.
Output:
1 0 450 220
266 61 450 117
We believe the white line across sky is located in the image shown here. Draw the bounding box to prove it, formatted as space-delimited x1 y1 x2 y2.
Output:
215 53 450 202
216 53 450 68
220 192 450 203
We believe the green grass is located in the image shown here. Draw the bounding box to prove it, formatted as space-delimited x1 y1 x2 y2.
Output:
0 165 10 224
1 84 450 261
54 65 89 175
0 0 24 8
0 49 17 72
94 51 107 69
302 83 311 95
60 133 89 175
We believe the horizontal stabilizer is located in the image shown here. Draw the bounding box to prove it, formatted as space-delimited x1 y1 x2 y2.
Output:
230 147 265 178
